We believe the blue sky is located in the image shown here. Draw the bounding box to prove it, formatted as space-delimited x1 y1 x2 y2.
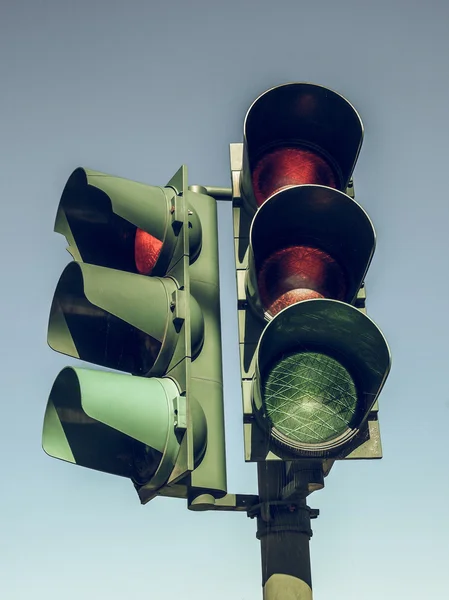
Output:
2 1 449 598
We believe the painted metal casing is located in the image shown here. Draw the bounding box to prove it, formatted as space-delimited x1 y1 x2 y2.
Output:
43 166 227 505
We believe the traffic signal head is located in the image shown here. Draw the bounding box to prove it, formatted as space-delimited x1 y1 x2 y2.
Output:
48 261 204 376
252 300 390 458
55 167 201 275
232 82 391 465
43 368 206 492
241 83 363 210
246 184 375 319
44 166 227 505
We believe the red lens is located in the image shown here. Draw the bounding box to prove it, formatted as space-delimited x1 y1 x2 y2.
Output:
252 146 338 207
258 245 346 316
135 229 163 275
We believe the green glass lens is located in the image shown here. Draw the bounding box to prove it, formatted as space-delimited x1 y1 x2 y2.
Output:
263 352 358 445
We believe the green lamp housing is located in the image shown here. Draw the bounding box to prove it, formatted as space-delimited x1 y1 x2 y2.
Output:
252 299 391 458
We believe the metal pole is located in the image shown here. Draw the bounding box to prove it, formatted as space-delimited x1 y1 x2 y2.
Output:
256 462 314 600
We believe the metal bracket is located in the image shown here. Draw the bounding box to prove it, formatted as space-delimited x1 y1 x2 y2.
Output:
173 394 187 432
248 500 319 522
253 501 319 542
171 289 186 328
188 492 259 512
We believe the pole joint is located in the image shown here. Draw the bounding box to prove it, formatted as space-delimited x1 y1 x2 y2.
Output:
254 502 317 541
248 499 319 522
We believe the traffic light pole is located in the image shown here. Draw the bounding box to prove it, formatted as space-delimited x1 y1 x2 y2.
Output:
254 463 316 600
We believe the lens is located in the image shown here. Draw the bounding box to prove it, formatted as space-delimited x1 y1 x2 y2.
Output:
262 351 358 445
135 228 163 275
258 245 346 316
131 441 163 486
252 146 338 206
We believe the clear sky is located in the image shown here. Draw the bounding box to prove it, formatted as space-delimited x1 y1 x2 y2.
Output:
2 1 449 599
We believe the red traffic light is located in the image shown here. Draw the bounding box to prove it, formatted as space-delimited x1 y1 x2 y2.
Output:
246 185 376 319
257 245 346 316
242 83 363 211
55 168 202 278
135 228 164 275
252 146 338 207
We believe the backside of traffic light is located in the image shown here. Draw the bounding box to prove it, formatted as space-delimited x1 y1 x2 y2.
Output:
43 165 227 506
232 83 391 490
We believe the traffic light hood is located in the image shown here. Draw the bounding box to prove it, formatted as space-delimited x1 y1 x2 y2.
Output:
47 262 205 376
241 82 364 211
42 367 207 491
55 167 202 275
246 185 376 318
252 299 391 457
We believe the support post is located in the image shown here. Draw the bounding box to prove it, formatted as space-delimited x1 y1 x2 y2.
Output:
255 462 315 600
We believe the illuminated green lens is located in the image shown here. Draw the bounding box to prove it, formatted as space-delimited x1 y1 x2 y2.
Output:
263 352 358 445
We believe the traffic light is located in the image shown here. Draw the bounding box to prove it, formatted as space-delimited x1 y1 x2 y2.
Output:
232 83 391 469
43 165 227 505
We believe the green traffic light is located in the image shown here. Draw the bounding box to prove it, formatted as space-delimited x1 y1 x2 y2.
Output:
252 299 391 458
263 351 358 445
